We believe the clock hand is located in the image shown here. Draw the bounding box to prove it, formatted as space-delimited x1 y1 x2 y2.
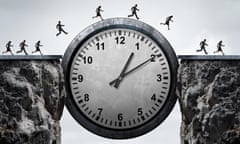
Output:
122 55 156 77
110 55 156 86
109 52 134 88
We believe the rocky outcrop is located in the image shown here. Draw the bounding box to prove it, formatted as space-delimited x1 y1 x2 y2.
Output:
177 60 240 144
0 59 65 144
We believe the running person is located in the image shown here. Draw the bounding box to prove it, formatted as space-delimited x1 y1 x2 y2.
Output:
128 4 140 20
2 40 14 55
16 40 28 55
56 21 68 36
196 39 208 55
32 40 43 55
160 15 174 30
214 40 225 55
92 6 104 20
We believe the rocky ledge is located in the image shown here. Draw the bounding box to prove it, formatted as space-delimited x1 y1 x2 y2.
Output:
177 56 240 144
0 56 65 144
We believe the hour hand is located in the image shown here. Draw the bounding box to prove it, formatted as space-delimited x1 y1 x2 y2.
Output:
109 52 134 88
110 54 156 88
109 77 122 88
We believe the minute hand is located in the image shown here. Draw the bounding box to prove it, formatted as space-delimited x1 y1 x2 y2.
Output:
111 52 134 88
121 55 155 79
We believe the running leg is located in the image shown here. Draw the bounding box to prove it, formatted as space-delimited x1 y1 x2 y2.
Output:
39 50 43 55
100 15 103 20
135 13 139 19
62 29 68 35
203 49 208 54
24 49 28 55
16 50 22 54
128 13 134 17
221 51 224 56
56 31 61 36
196 49 202 52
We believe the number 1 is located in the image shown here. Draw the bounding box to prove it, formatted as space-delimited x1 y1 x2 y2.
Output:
136 43 140 50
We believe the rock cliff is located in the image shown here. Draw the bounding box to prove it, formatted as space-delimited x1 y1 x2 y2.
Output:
0 57 65 144
177 57 240 144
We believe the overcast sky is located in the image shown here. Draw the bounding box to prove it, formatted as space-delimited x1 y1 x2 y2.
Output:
1 0 240 143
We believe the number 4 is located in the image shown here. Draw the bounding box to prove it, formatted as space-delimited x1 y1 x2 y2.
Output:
151 94 156 101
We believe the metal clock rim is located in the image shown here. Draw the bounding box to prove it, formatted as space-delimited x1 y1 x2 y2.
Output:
62 17 178 139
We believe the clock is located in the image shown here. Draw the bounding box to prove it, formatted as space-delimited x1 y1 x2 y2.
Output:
62 18 178 139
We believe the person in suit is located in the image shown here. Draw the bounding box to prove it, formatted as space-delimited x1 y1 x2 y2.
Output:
128 4 140 20
32 40 43 55
2 40 14 55
160 15 174 30
214 40 225 55
92 5 104 20
16 40 28 55
56 20 68 36
196 39 208 55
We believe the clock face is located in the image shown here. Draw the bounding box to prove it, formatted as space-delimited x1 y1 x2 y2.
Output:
70 28 171 129
63 18 178 139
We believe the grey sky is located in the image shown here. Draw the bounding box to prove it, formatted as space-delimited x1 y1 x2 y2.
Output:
1 0 240 143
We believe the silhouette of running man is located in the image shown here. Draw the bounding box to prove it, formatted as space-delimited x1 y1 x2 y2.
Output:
16 40 28 55
214 40 225 55
196 39 208 54
32 40 43 55
128 4 140 20
92 6 104 20
2 40 14 55
160 15 174 30
56 21 68 36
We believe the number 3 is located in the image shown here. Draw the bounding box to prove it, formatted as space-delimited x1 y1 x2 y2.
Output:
157 74 162 82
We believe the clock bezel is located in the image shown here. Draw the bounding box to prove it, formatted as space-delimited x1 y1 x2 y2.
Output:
62 18 178 139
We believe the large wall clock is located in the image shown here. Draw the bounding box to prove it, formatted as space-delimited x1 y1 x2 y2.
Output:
62 18 178 139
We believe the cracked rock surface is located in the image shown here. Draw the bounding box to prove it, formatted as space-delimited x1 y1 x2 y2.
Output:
0 60 65 144
177 60 240 144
